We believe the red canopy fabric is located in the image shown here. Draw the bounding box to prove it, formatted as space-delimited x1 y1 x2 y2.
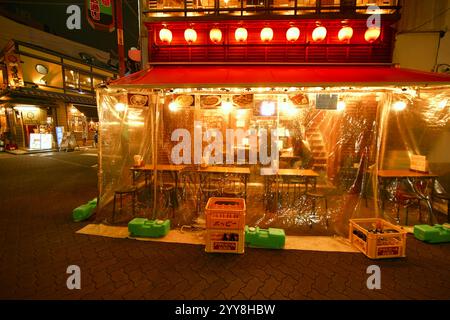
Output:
110 65 450 88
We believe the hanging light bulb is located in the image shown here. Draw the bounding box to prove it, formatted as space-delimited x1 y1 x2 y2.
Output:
221 97 233 114
114 102 126 112
393 101 407 112
169 101 180 112
438 99 448 109
184 28 197 44
338 26 353 41
312 25 327 42
261 101 276 116
337 101 346 112
286 26 300 42
260 27 274 42
235 27 248 42
365 27 381 43
209 28 222 44
159 27 173 44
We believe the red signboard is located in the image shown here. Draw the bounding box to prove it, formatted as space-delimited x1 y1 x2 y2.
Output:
86 0 115 32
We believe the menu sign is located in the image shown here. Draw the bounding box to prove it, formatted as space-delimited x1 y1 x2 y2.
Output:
316 94 338 110
85 0 115 32
410 155 428 173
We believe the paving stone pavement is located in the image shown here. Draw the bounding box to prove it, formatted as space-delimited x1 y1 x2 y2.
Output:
0 151 450 300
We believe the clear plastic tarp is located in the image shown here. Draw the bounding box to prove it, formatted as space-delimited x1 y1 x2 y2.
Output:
96 86 450 236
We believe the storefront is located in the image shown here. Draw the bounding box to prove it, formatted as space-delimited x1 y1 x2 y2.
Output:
95 65 450 236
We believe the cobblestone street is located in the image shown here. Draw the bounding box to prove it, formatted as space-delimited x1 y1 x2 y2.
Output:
0 151 449 300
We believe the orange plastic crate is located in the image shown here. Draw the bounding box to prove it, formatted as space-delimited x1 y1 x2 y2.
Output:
349 218 407 259
205 197 246 230
205 229 245 254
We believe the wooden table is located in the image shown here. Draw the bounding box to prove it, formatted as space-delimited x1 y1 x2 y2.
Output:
195 166 251 199
130 164 186 190
264 169 320 210
378 170 438 224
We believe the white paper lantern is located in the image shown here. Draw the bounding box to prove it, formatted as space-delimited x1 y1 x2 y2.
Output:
209 28 222 44
260 27 274 42
235 27 248 42
159 28 173 44
184 28 197 44
286 26 300 42
365 27 381 43
338 26 353 41
312 26 327 42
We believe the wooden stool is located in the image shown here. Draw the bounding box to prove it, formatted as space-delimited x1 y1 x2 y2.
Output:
112 186 137 223
306 191 328 226
434 192 450 223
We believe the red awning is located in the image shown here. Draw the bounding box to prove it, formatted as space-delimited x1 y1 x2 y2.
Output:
110 65 450 88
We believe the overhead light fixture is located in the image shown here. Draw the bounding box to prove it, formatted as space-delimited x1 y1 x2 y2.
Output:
184 28 197 44
365 27 381 43
35 64 48 75
169 101 180 112
210 28 222 44
438 99 448 109
221 97 233 114
286 26 300 42
235 27 248 42
159 27 173 44
114 102 126 112
338 26 353 41
393 101 407 112
260 27 274 42
337 101 346 111
312 24 327 42
261 101 276 116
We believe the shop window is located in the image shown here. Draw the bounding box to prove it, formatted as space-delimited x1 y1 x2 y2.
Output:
79 73 93 91
65 68 79 89
93 77 106 88
356 0 398 14
218 0 241 15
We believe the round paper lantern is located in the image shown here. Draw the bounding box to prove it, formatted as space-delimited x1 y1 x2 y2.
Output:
209 28 222 44
312 26 327 42
260 27 274 42
169 101 180 112
159 28 173 44
365 27 381 43
286 26 300 42
184 28 197 44
338 26 353 41
235 27 248 42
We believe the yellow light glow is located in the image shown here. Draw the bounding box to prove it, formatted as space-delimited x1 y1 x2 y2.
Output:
338 26 353 41
260 27 274 42
169 101 180 112
337 101 346 111
209 28 222 44
70 107 78 113
286 26 300 42
235 27 248 42
159 28 173 44
221 100 233 114
261 101 276 116
312 26 327 42
365 27 381 43
393 101 407 112
184 28 197 44
114 102 126 112
438 99 448 109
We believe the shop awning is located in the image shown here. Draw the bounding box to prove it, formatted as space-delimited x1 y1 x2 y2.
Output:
110 65 450 88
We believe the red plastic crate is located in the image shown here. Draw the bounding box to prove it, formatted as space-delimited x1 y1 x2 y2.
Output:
205 229 245 254
205 197 246 230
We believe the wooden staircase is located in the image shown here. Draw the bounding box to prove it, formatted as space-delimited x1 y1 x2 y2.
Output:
305 111 328 174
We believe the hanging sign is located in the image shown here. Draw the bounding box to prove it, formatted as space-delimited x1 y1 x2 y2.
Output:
86 0 115 32
5 53 24 88
316 94 338 110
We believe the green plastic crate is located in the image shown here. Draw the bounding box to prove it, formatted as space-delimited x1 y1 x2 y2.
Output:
414 224 450 244
72 198 97 222
128 218 170 238
245 225 285 249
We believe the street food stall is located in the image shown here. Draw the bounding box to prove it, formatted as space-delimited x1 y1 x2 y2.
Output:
95 65 450 237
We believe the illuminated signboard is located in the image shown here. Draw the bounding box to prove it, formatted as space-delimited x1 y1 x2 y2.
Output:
86 0 115 32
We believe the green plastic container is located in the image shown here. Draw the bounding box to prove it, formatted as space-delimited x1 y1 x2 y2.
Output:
245 225 285 249
72 198 97 222
414 224 450 244
128 218 170 238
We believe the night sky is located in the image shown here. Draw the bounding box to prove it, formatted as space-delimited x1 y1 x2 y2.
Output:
0 0 140 55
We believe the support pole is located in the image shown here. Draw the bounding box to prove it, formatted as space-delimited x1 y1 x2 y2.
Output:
115 0 126 77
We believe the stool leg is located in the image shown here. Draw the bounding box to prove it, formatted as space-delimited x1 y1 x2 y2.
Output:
405 206 409 226
418 200 422 223
112 193 117 223
447 200 450 223
132 191 136 217
120 194 123 213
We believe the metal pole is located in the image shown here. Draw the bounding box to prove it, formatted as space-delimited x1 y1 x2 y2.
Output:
115 0 126 77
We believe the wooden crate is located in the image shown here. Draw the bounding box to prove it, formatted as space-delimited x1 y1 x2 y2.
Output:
349 218 407 259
